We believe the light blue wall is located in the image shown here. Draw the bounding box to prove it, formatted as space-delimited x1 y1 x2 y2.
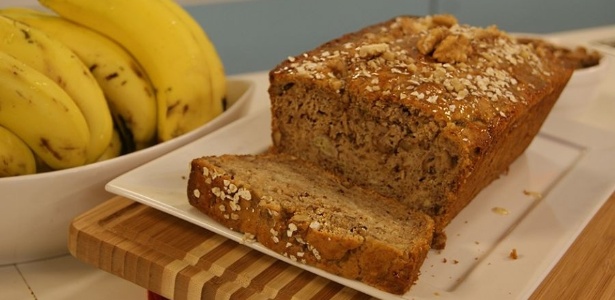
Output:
187 0 430 74
434 0 615 34
185 0 615 74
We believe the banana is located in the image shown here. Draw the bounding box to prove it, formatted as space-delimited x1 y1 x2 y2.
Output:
156 0 227 111
39 0 224 142
0 15 112 163
0 125 36 177
0 51 90 170
0 8 157 151
95 128 122 162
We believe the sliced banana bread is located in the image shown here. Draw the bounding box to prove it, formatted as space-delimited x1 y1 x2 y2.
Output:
187 153 434 295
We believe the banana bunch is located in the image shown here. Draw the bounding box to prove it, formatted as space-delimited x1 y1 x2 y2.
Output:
0 0 226 177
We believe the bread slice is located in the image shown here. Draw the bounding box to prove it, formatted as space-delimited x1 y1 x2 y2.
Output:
187 153 434 295
268 15 574 247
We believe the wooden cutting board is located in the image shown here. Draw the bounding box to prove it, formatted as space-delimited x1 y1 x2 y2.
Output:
69 194 615 300
68 196 376 300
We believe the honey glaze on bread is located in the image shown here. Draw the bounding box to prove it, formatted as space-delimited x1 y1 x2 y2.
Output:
268 15 574 247
188 154 434 295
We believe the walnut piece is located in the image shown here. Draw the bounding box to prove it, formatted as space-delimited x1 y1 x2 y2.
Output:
418 26 473 63
431 14 458 28
433 34 472 63
417 27 448 55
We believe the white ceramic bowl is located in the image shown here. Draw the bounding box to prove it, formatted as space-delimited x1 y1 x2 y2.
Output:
0 79 254 266
552 47 610 117
513 33 610 117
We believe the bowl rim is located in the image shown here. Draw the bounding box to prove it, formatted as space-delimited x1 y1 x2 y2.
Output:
571 53 609 76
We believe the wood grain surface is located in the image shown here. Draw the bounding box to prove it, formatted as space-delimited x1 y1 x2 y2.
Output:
69 193 615 299
529 192 615 300
68 197 375 300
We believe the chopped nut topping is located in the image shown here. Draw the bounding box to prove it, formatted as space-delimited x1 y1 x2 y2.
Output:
237 188 252 200
275 14 557 123
242 233 255 243
211 187 221 198
241 232 256 243
312 248 322 260
309 220 321 230
433 34 472 63
417 27 448 55
227 183 238 193
291 214 311 223
287 223 298 237
431 14 458 27
357 43 390 59
229 200 240 212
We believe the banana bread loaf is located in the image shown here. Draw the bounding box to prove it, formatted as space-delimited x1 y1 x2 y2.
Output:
268 15 574 247
187 153 434 295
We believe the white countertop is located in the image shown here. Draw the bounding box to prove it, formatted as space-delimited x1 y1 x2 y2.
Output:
1 23 614 300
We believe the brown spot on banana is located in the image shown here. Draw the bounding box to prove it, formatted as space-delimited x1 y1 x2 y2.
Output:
39 138 62 160
130 61 144 79
144 86 153 97
166 100 180 118
15 89 25 99
19 28 33 43
105 72 119 80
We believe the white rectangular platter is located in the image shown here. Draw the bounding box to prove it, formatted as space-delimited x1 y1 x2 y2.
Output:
106 107 615 300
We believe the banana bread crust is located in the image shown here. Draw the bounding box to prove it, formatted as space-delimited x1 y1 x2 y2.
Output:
187 154 434 295
268 15 574 244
